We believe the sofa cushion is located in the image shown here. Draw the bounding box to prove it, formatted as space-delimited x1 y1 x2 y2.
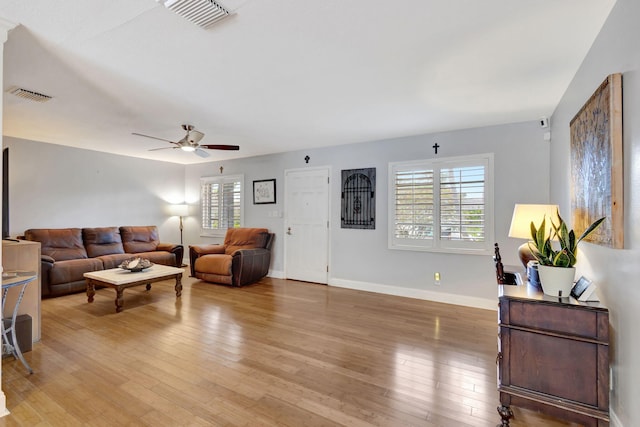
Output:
49 258 103 286
224 228 269 254
24 228 88 261
120 226 160 253
83 227 125 258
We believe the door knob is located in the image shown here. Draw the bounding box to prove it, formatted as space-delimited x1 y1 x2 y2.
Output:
287 227 292 235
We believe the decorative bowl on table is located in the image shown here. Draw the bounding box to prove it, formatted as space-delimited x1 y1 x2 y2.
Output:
119 258 153 272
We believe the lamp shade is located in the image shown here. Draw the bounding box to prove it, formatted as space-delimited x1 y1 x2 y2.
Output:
508 204 559 239
169 204 189 217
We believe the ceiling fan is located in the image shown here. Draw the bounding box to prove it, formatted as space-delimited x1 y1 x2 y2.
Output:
132 124 239 158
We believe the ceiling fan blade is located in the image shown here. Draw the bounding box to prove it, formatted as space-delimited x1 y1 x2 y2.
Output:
132 132 178 145
195 148 210 158
148 146 178 152
200 144 240 151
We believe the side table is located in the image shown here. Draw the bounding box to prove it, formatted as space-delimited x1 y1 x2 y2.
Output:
2 271 37 374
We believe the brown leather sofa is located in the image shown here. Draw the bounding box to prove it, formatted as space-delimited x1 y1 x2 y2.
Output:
189 228 274 287
22 226 183 298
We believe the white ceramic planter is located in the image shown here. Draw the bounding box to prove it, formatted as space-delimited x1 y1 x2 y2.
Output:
537 265 576 297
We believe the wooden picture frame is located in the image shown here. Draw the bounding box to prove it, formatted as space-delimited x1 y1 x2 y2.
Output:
253 179 276 204
570 73 623 249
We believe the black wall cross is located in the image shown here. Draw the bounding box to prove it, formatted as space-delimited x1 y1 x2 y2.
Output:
432 143 440 154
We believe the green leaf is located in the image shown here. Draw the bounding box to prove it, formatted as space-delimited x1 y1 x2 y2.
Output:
568 230 576 253
536 218 546 247
553 250 571 267
577 217 606 243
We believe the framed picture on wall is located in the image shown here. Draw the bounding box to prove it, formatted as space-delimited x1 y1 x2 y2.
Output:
570 73 623 248
253 179 276 204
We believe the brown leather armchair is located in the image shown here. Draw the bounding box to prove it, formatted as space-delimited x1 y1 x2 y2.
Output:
189 228 274 287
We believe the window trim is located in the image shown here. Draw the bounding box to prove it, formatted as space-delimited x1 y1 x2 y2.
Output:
388 153 494 255
200 174 244 237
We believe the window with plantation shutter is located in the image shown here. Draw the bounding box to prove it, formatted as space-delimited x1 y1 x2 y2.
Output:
393 168 435 245
200 174 244 235
440 165 485 242
389 154 493 254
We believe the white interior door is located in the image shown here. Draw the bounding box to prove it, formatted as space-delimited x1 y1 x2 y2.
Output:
284 167 330 284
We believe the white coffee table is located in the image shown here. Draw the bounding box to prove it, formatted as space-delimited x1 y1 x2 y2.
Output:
84 264 183 313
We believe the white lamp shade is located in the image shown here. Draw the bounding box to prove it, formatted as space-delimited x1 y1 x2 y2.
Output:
169 204 189 217
508 204 559 239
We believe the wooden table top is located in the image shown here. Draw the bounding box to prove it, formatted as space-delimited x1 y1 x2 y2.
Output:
83 264 183 285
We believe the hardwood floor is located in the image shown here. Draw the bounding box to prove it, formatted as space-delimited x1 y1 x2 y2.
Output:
1 274 581 426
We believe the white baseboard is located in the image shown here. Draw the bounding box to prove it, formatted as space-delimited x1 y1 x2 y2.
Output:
267 269 285 279
0 391 8 417
329 277 497 311
611 408 623 427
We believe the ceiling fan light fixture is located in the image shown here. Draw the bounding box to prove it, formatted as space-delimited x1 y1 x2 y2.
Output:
181 145 197 152
187 130 204 144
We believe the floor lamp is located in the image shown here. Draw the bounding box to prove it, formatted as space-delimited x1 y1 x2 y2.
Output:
170 204 189 246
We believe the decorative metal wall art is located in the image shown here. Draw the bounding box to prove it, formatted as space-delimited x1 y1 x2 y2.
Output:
570 73 623 248
341 168 375 229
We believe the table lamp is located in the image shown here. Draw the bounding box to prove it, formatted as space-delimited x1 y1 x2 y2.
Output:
508 204 559 269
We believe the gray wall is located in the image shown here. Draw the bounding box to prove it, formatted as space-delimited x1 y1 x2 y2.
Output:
185 120 550 308
549 0 639 424
4 121 550 309
4 137 186 244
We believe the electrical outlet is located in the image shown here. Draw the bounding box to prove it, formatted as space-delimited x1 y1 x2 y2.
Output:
434 272 441 286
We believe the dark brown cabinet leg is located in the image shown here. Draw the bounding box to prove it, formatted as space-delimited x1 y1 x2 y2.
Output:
86 280 96 303
115 288 124 313
497 405 513 426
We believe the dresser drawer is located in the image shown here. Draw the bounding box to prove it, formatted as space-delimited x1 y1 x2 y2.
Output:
506 300 608 341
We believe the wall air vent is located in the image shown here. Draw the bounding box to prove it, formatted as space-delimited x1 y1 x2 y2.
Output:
157 0 232 29
7 87 52 103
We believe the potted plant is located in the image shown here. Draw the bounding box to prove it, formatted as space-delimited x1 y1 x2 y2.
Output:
528 210 605 297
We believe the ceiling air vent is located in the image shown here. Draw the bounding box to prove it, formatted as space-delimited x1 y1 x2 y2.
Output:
157 0 231 29
7 87 52 103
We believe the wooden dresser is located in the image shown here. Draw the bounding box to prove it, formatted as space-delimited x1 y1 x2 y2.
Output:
497 284 609 427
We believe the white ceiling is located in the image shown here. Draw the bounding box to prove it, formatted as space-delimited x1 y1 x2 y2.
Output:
1 0 616 165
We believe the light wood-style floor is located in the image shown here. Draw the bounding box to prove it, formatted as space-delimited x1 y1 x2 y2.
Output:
1 274 580 426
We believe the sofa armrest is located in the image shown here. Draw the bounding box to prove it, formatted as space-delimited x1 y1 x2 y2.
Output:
157 242 177 251
189 244 226 276
231 248 271 287
191 244 226 255
40 256 55 298
230 247 269 257
157 242 184 267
